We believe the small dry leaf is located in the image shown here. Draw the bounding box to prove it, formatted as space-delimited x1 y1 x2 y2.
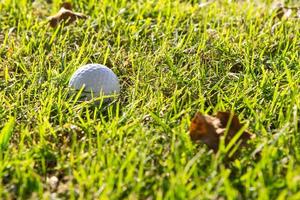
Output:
276 7 293 19
274 3 300 20
189 111 254 152
48 2 87 28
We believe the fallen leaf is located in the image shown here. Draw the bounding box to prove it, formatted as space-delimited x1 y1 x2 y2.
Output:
60 2 72 10
48 2 88 28
276 7 292 19
274 3 300 20
189 112 254 153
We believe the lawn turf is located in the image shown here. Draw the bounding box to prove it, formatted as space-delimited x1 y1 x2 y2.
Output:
0 0 300 199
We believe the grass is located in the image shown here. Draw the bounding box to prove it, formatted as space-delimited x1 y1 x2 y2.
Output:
0 0 300 199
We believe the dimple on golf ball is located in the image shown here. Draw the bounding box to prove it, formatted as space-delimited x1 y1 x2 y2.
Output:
69 64 120 100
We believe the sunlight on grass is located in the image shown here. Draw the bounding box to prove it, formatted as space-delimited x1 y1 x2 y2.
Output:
0 0 299 199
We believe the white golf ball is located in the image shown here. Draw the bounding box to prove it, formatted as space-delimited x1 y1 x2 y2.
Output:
69 64 120 100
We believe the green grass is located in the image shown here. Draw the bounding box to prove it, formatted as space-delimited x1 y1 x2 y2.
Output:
0 0 300 199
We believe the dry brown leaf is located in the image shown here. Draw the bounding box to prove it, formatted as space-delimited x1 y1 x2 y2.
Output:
189 111 255 152
48 2 87 28
274 3 300 20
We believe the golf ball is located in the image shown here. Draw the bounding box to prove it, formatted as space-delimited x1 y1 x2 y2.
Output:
69 64 120 100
